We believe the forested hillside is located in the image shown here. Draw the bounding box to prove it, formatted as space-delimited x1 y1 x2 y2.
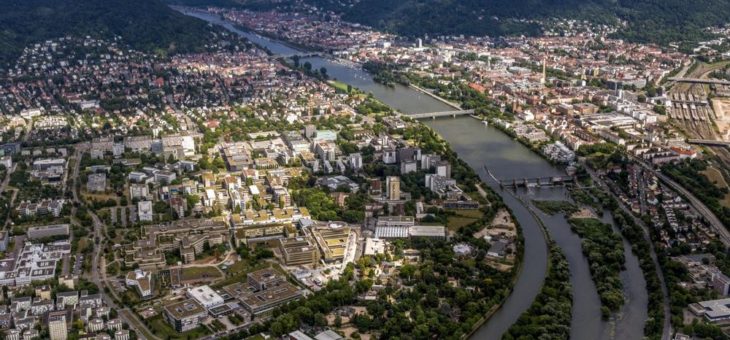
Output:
0 0 217 65
212 0 730 44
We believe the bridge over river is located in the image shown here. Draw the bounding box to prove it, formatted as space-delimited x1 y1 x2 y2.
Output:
406 109 475 119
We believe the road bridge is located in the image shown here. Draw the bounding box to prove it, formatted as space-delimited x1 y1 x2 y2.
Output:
408 109 475 119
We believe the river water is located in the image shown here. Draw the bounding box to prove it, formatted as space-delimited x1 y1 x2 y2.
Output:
180 8 647 339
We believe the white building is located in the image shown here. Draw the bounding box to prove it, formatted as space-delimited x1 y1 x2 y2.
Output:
187 285 224 309
349 153 363 170
125 269 153 298
138 201 153 222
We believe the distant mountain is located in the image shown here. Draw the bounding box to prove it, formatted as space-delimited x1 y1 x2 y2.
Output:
209 0 730 45
0 0 217 66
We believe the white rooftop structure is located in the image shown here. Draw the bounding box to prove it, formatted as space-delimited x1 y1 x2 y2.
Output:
364 238 387 256
374 226 409 239
187 285 224 309
409 225 446 238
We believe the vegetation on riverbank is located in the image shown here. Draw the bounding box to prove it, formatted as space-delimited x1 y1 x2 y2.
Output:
362 60 410 87
532 200 579 216
504 243 572 339
610 208 665 339
568 217 625 318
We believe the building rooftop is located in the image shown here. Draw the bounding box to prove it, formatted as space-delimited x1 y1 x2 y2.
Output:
409 225 446 238
163 299 206 319
187 285 224 307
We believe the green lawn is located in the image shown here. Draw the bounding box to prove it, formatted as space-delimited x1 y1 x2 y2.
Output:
180 266 222 282
446 216 479 231
328 80 350 92
449 209 484 219
445 209 484 231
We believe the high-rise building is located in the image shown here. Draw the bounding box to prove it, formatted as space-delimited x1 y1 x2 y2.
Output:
48 314 67 340
386 176 400 201
349 153 363 170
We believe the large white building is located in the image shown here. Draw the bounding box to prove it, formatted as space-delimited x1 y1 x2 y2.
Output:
0 241 71 286
138 201 153 222
48 314 67 340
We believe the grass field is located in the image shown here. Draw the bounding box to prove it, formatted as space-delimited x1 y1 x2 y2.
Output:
328 80 350 93
702 166 730 208
180 266 222 282
446 209 484 231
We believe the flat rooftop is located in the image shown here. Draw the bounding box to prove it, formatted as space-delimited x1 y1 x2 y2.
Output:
696 298 730 320
239 282 302 311
163 298 206 319
187 285 223 307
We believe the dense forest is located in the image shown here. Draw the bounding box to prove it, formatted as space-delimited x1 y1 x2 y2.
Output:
568 217 626 318
0 0 217 66
504 243 572 339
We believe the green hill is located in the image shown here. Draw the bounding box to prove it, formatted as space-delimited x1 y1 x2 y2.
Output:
230 0 730 45
0 0 217 66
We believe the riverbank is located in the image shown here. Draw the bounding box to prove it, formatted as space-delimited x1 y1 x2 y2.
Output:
418 88 651 338
308 44 530 340
409 84 463 110
179 11 569 339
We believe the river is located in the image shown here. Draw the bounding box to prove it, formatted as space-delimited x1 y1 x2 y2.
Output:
179 8 647 339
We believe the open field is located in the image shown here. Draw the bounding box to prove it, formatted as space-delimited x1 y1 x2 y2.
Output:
328 80 350 92
180 266 222 282
446 209 484 231
702 166 730 208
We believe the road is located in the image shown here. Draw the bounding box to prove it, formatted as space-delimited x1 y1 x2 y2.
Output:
631 156 730 246
584 163 672 340
71 144 160 340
